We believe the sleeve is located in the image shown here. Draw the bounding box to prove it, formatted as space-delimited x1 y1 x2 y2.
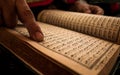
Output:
27 0 53 7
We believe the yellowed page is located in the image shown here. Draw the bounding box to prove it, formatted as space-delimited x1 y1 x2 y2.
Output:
0 22 117 75
37 10 120 44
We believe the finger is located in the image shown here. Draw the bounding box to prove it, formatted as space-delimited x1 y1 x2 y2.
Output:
77 4 92 14
1 0 17 28
90 5 104 15
96 10 104 15
15 0 44 41
95 8 104 15
15 0 35 24
82 7 91 14
27 22 44 41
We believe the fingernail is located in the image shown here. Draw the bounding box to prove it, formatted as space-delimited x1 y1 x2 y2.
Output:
35 32 44 42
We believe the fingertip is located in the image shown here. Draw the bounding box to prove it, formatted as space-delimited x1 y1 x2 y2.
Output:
84 10 91 14
30 31 44 42
96 9 104 15
82 7 91 14
25 21 44 42
35 31 44 41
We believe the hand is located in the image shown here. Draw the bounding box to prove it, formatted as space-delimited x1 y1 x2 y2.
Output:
70 1 104 15
0 0 44 41
88 5 104 15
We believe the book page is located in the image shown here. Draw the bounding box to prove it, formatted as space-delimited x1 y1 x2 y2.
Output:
37 10 120 44
14 22 120 75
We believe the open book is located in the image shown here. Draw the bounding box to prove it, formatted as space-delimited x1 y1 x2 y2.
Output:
0 10 120 75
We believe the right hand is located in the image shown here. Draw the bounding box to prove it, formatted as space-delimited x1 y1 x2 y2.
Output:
0 0 44 42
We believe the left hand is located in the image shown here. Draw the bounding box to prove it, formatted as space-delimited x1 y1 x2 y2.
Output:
70 1 104 15
88 5 104 15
